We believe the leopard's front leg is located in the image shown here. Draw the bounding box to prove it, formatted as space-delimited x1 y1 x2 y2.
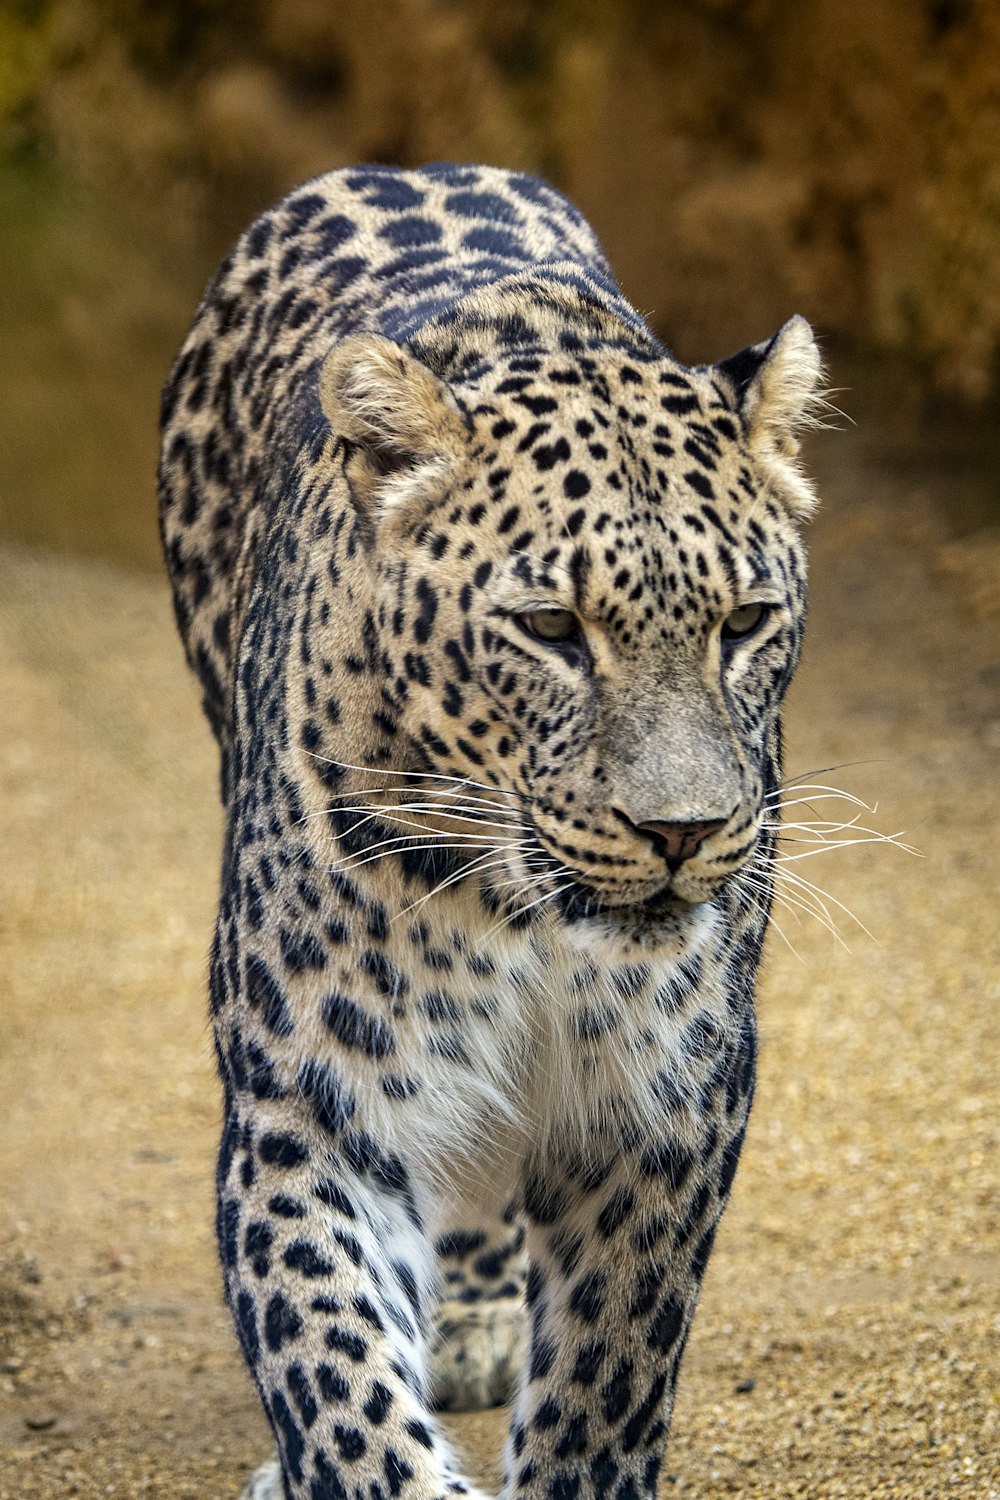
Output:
503 1044 754 1500
217 1093 491 1500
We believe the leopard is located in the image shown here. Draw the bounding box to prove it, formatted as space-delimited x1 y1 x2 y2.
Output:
158 162 822 1500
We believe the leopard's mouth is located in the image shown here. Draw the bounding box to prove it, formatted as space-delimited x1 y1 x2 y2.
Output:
498 823 717 951
553 877 699 925
548 871 720 959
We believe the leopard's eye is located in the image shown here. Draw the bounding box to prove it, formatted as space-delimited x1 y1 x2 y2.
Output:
520 608 580 644
721 602 767 640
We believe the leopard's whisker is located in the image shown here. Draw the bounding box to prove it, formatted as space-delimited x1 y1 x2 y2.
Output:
767 878 851 947
306 803 523 838
337 802 521 833
737 882 805 963
766 785 876 813
736 866 833 939
299 796 520 825
302 750 519 799
315 806 461 846
774 760 884 792
763 814 915 851
774 831 917 863
394 849 519 919
322 782 519 816
330 831 523 874
488 850 579 897
766 905 812 963
769 865 869 947
481 879 578 943
764 820 871 840
477 855 569 896
343 831 522 865
764 808 872 830
315 790 518 820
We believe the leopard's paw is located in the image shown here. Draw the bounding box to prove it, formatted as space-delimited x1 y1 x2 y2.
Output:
430 1295 525 1412
239 1453 282 1500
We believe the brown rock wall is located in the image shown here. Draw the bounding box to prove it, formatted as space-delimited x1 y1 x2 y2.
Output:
4 0 1000 395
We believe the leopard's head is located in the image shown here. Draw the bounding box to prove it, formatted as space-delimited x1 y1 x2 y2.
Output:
317 314 822 948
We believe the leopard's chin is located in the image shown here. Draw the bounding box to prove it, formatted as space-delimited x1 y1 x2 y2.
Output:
553 878 719 959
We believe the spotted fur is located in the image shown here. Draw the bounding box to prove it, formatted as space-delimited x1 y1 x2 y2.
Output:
158 163 821 1500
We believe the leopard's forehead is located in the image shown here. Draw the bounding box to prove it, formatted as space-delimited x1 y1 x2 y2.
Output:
412 343 804 634
457 345 754 531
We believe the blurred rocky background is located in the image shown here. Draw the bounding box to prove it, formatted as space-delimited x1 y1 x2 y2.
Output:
2 0 999 570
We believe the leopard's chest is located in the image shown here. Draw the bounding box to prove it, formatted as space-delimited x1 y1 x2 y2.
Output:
352 895 735 1191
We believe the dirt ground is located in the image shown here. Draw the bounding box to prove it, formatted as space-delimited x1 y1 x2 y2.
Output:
1 415 997 1498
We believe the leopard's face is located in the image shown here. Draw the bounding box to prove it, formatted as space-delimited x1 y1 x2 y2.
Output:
319 335 814 947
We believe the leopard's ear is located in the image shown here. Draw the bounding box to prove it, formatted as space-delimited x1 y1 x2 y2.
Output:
716 315 824 519
319 335 468 519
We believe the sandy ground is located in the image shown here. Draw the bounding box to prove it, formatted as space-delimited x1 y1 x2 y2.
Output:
1 421 998 1498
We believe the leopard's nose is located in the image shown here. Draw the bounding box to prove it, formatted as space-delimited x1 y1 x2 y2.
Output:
636 816 729 874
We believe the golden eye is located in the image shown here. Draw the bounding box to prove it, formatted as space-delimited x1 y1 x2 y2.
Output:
721 602 767 640
520 608 581 644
